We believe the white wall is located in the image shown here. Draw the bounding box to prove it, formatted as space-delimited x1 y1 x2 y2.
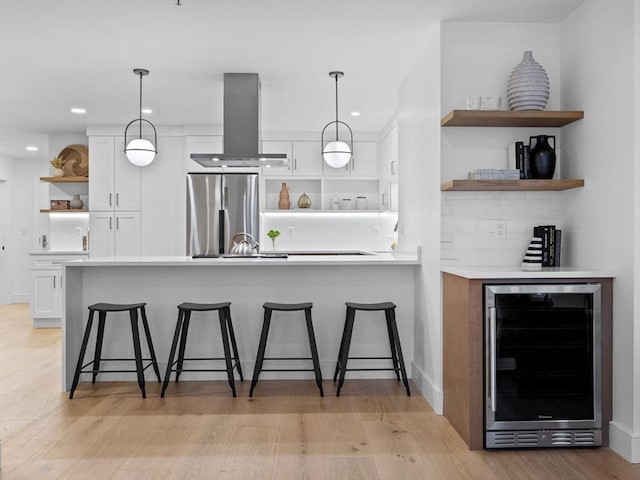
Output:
398 23 442 411
0 155 14 304
440 22 567 267
560 0 637 462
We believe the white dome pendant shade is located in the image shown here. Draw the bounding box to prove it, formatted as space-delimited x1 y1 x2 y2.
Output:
321 71 353 169
124 68 157 167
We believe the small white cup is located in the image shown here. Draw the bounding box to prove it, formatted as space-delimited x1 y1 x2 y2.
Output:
482 96 502 110
466 96 481 110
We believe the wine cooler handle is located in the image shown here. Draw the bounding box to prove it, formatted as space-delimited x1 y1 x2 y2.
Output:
489 306 497 413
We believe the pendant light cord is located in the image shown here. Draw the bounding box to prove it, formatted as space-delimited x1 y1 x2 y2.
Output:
138 71 143 138
334 74 339 141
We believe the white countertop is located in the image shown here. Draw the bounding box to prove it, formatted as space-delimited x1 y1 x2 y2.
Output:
63 251 420 267
441 265 615 279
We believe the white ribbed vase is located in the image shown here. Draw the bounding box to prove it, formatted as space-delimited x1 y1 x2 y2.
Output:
507 50 550 111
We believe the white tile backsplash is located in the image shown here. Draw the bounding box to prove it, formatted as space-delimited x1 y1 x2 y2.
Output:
262 212 398 252
441 192 564 266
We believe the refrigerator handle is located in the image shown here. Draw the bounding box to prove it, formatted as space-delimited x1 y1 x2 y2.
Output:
223 186 228 209
218 209 225 254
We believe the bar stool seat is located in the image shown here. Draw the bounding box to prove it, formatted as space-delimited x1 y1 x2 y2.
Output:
69 302 161 399
334 301 410 397
250 301 323 397
161 301 243 397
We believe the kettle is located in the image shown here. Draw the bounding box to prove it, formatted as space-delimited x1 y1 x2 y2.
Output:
230 232 259 256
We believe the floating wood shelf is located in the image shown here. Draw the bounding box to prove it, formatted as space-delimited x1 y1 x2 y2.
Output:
39 209 89 213
440 110 584 127
40 176 88 183
441 179 584 192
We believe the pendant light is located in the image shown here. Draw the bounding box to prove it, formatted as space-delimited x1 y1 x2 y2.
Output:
124 68 157 167
321 71 353 168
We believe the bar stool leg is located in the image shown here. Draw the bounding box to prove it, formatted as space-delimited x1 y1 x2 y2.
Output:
249 308 272 397
303 307 324 396
387 308 410 396
92 312 106 383
176 311 191 382
225 306 243 381
129 308 147 398
140 306 161 382
333 314 349 382
218 309 237 397
161 309 185 398
336 307 356 397
384 309 401 381
69 309 96 399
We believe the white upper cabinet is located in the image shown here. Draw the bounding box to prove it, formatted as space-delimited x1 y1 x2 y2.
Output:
89 136 141 211
262 141 324 177
322 141 378 177
291 141 324 176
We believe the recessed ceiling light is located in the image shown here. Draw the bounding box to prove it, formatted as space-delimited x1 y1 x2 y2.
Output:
70 107 86 114
26 145 38 151
350 111 361 117
142 108 152 114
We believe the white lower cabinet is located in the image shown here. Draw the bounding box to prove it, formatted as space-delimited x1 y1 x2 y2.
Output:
32 270 61 320
29 252 88 328
89 211 141 258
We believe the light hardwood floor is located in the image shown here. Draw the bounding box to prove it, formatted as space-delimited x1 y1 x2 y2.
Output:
1 303 639 480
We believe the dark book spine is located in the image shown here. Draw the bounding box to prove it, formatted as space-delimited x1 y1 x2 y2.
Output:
534 225 552 266
522 145 531 179
554 229 562 266
515 141 524 178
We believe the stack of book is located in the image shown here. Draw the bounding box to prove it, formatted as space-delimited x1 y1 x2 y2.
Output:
468 169 521 180
532 225 562 266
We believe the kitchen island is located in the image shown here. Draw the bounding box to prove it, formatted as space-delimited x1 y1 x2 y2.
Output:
61 251 420 391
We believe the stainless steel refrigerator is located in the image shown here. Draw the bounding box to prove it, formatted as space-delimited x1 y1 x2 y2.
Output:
187 172 259 256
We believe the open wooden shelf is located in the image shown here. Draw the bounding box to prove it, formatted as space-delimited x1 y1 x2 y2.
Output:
440 110 584 127
441 179 584 191
40 176 88 183
39 209 89 213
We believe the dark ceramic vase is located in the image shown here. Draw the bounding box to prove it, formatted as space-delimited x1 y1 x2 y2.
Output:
529 135 556 179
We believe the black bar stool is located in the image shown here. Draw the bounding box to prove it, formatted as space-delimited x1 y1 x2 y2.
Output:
161 302 243 397
249 302 323 397
333 301 410 397
69 302 161 399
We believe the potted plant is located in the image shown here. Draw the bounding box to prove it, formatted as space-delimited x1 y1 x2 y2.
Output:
50 156 67 177
267 229 281 250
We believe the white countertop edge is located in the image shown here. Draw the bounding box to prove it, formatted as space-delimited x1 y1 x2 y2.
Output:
62 252 420 267
30 250 89 256
441 265 615 279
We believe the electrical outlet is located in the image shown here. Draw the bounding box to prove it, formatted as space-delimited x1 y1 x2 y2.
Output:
494 220 506 239
288 226 295 236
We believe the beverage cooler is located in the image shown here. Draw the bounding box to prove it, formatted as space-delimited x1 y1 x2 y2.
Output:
484 283 602 448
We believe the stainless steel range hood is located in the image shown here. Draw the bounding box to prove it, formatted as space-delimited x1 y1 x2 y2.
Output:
191 73 289 168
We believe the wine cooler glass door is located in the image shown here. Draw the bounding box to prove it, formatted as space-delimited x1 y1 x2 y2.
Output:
485 284 601 432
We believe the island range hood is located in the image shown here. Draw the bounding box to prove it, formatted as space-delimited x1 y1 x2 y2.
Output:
191 73 289 168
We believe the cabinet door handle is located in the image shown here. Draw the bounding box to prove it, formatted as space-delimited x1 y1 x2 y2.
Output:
489 306 497 413
109 217 113 230
381 192 387 206
109 193 113 207
116 193 120 207
294 158 297 171
53 276 56 288
116 216 120 230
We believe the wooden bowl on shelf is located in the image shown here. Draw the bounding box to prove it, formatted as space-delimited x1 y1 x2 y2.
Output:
59 144 88 177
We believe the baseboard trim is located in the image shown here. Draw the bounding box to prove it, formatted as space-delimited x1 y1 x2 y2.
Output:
33 318 61 329
411 361 443 414
11 293 29 303
609 421 640 463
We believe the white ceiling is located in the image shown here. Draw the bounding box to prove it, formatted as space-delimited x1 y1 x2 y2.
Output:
0 0 584 159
